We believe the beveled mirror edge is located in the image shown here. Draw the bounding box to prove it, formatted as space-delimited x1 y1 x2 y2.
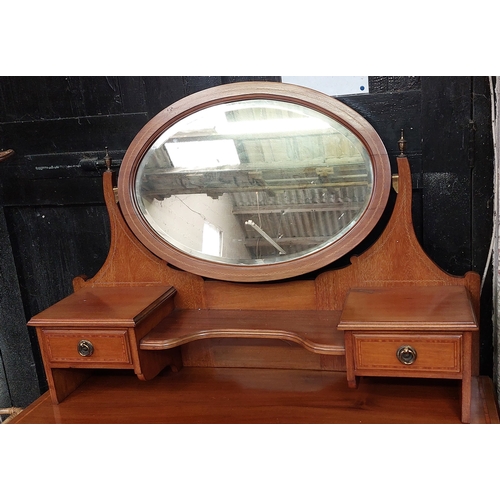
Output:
117 82 392 282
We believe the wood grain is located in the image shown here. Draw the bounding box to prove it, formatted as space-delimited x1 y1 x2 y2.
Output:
8 368 499 424
24 94 486 418
338 285 479 423
338 286 478 331
140 309 344 355
28 285 176 327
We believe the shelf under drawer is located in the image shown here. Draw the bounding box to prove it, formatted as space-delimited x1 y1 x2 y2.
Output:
140 309 344 355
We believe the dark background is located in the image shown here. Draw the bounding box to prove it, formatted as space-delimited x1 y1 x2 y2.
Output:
0 76 494 413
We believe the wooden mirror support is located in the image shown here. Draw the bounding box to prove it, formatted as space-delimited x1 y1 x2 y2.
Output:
27 83 482 423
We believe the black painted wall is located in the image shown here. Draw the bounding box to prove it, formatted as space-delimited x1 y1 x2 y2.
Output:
0 76 494 413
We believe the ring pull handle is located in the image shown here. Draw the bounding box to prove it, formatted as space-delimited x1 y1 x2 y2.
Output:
396 345 417 365
77 339 94 357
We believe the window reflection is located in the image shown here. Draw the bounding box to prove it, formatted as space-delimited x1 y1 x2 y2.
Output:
135 99 373 265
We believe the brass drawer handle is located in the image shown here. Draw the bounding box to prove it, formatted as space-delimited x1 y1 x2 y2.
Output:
77 339 94 357
396 345 417 365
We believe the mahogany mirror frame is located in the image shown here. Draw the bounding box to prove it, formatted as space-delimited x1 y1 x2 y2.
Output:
117 81 392 282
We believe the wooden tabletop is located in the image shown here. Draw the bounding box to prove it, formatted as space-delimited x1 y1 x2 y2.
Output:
8 367 499 424
28 286 176 328
338 286 478 331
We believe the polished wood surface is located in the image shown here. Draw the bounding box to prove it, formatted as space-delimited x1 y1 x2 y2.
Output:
180 338 347 371
72 157 481 316
140 309 344 354
338 286 478 330
8 368 499 424
339 286 479 423
28 285 179 403
28 285 176 327
351 334 463 374
27 155 484 413
24 84 487 421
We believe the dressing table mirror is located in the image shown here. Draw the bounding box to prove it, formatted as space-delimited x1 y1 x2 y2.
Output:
26 82 482 423
117 83 391 281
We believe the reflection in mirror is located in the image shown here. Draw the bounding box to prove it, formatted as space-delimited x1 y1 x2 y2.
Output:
135 99 373 266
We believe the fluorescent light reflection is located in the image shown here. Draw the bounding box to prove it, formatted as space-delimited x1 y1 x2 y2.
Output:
216 117 331 136
165 139 240 170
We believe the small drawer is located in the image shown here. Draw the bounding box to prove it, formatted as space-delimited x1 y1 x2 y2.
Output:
352 333 462 374
42 328 132 365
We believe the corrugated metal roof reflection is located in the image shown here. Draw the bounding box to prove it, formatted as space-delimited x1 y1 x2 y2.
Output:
232 184 369 258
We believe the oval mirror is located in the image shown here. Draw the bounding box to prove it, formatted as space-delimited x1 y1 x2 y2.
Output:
118 82 391 282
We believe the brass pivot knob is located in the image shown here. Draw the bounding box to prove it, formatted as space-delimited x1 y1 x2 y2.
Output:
396 345 417 365
77 339 94 357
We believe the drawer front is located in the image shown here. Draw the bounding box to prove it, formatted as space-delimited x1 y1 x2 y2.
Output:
353 334 462 374
42 329 132 365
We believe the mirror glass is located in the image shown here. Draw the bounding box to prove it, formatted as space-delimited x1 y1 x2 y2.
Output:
134 99 374 267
